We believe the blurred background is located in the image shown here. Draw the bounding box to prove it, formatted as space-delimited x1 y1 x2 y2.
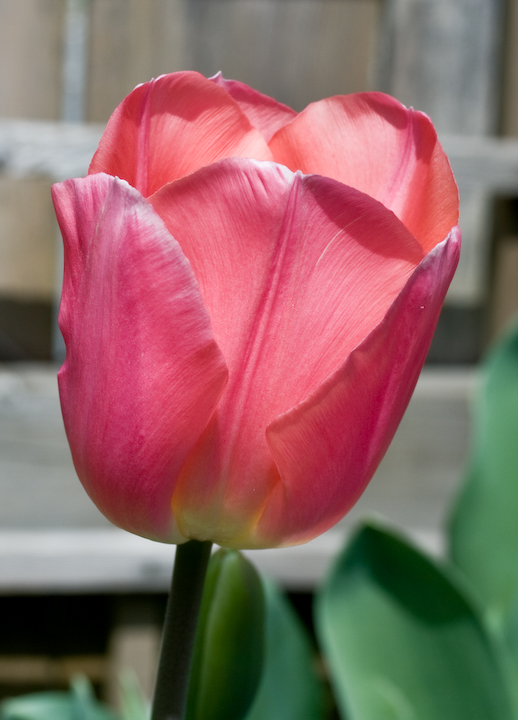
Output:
0 0 516 710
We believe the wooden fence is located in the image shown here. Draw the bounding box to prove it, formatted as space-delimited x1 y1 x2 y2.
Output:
1 0 517 700
1 0 518 342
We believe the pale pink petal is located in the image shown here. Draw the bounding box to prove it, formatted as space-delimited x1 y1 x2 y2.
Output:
210 72 297 142
248 228 461 548
88 72 272 196
52 173 228 542
150 158 425 545
269 92 459 253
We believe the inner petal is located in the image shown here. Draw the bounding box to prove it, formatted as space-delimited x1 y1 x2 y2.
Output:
89 71 272 197
269 92 458 253
150 158 424 543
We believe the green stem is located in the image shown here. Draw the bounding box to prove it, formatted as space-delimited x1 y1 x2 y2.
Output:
151 540 213 720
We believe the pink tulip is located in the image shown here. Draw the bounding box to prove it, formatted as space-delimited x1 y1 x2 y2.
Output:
52 71 460 549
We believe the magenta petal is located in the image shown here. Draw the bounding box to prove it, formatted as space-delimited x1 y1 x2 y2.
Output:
210 72 297 142
52 173 228 542
252 227 461 548
88 72 272 196
150 159 428 546
270 92 458 253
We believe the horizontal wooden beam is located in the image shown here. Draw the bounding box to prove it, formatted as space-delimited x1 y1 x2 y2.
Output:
441 134 518 192
2 120 518 193
0 363 474 592
0 654 107 683
0 119 103 182
0 526 442 595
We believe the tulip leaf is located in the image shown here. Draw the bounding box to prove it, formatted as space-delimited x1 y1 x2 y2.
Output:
0 677 116 720
118 671 149 720
0 693 73 720
70 676 117 720
186 549 264 720
244 579 326 720
316 522 514 720
450 318 518 631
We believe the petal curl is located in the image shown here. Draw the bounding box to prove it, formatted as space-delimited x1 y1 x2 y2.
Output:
269 92 459 253
52 173 228 542
150 158 426 546
210 72 297 142
250 228 461 548
89 72 272 196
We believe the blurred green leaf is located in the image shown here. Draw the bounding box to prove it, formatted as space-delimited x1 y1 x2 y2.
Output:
186 549 264 720
316 522 514 720
245 579 326 720
450 319 518 630
0 677 115 720
70 676 116 720
0 692 74 720
118 671 149 720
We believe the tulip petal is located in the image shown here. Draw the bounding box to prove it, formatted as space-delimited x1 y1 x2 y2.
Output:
210 72 297 142
150 158 426 546
88 72 272 196
252 228 461 548
52 173 228 542
269 93 458 253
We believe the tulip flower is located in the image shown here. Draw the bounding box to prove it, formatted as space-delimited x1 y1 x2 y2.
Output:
52 71 460 549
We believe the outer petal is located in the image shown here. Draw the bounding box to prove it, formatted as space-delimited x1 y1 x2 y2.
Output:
210 72 297 142
269 92 459 253
150 158 425 546
250 228 461 548
52 173 228 542
88 72 272 196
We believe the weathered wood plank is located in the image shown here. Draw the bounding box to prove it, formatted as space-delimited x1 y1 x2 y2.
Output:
489 237 518 339
0 0 66 120
0 526 444 593
5 122 518 192
87 0 189 122
185 0 379 111
0 364 474 590
377 0 506 303
501 0 518 137
0 177 56 300
86 0 379 121
0 654 107 684
377 0 504 135
0 120 103 182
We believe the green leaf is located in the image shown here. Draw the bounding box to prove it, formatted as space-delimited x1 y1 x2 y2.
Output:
70 676 117 720
244 579 326 720
118 671 149 720
0 678 115 720
0 692 74 720
186 549 264 720
316 522 514 720
450 319 518 630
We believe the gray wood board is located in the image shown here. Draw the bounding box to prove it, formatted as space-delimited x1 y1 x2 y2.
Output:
0 364 474 590
4 123 518 191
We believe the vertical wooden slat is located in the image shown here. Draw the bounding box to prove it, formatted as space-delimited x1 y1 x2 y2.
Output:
502 0 518 138
187 0 379 110
0 177 56 300
377 0 504 135
106 597 162 709
490 237 518 339
0 0 66 119
61 0 90 122
0 0 66 358
86 0 189 122
377 0 505 306
86 0 379 121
